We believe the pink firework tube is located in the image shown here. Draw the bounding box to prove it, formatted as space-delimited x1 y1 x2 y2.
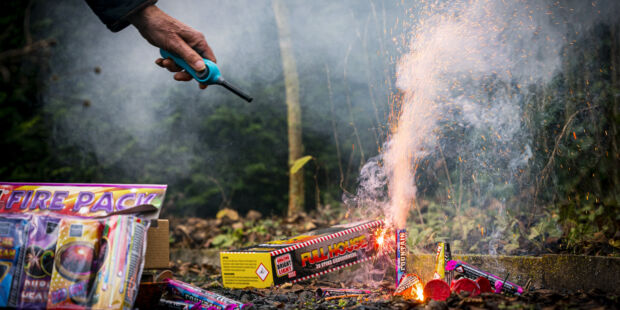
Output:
446 260 524 295
165 279 251 310
395 229 407 286
315 287 372 298
158 299 209 310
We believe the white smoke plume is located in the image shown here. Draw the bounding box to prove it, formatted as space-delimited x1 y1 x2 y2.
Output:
353 0 617 232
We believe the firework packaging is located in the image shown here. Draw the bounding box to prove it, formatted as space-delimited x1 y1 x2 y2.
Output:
90 215 149 310
165 279 250 310
0 215 29 307
446 260 524 295
220 220 384 288
316 287 371 298
47 218 104 309
16 215 60 308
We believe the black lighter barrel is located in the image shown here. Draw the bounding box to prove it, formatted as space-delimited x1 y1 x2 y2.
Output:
217 78 253 102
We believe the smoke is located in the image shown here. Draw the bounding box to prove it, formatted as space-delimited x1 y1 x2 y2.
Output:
353 0 619 241
34 0 405 213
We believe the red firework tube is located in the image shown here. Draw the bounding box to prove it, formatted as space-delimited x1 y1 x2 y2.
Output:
446 260 524 295
451 278 480 296
315 288 372 298
423 279 451 301
476 276 493 293
395 229 407 286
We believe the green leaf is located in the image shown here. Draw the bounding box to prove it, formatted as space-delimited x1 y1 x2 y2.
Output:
290 155 313 174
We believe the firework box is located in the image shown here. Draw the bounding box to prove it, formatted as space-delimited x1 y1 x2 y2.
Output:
144 219 170 269
220 220 384 289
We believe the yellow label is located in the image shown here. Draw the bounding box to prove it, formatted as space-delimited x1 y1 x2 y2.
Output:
220 252 273 288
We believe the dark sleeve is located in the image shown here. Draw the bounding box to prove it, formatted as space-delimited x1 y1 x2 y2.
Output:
85 0 158 32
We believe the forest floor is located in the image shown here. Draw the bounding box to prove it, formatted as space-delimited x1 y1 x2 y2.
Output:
162 211 619 309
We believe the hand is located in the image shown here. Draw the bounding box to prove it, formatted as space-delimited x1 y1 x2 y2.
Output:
129 5 216 89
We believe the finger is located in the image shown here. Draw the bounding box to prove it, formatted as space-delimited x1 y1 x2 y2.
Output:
173 71 193 81
199 83 207 89
168 36 206 72
161 58 183 72
181 31 217 63
155 58 164 67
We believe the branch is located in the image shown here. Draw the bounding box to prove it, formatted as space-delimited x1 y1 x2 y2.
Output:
537 105 598 185
0 39 56 63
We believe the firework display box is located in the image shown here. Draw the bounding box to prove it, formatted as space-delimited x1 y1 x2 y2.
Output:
220 220 385 288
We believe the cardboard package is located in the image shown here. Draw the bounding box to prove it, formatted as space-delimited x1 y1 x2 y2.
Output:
220 220 384 288
144 219 170 269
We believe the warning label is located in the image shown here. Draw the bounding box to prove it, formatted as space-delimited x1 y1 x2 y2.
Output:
256 263 269 281
275 254 293 277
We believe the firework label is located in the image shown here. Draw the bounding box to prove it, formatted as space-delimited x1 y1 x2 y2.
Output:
0 183 166 219
395 229 407 286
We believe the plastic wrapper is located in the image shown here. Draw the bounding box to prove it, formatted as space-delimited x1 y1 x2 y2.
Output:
47 218 104 309
17 215 60 309
0 215 29 307
91 215 149 310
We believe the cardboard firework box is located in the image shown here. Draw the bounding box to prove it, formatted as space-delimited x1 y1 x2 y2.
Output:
220 220 384 288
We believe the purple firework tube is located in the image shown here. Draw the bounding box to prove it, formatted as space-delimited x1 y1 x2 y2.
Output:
17 215 60 309
446 260 524 295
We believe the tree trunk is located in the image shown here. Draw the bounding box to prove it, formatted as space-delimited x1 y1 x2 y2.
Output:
273 0 304 216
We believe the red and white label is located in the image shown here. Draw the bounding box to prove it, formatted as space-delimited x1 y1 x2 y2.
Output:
256 263 269 281
275 254 293 277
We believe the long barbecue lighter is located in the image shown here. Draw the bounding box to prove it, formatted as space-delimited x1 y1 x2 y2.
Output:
395 229 407 286
160 49 253 102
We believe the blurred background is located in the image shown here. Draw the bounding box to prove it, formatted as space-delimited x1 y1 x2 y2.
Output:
0 0 618 255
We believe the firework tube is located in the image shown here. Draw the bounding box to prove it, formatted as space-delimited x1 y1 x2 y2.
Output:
423 279 451 301
446 260 523 295
165 279 251 310
0 215 29 307
443 243 453 284
395 229 407 286
433 242 446 280
17 215 60 308
158 299 209 310
316 287 371 298
47 219 104 309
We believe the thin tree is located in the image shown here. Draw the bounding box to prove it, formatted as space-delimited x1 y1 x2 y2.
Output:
273 0 304 216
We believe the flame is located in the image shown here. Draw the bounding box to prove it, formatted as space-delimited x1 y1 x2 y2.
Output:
415 284 425 302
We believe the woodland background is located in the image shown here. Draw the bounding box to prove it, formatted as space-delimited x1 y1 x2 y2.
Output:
0 0 618 255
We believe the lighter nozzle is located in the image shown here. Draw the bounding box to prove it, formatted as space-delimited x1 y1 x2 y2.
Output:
217 78 253 102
